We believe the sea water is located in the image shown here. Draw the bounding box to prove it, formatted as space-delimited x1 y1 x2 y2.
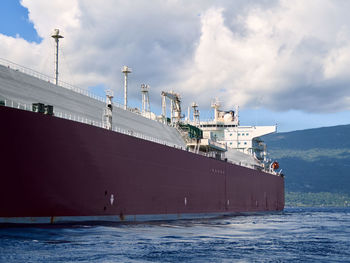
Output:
0 207 349 262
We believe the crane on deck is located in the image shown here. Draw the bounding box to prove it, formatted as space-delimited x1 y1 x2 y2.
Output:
161 91 182 125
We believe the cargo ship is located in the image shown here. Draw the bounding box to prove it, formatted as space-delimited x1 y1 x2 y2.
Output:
0 30 284 224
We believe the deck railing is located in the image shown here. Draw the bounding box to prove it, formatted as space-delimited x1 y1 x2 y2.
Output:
0 58 106 103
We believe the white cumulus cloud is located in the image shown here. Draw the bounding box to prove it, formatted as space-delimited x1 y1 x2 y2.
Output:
1 0 350 113
173 0 350 112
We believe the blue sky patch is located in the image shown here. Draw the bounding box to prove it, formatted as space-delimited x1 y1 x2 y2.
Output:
0 0 42 43
88 84 108 99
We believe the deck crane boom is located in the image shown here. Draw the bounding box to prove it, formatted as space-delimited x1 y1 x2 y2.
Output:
161 91 182 125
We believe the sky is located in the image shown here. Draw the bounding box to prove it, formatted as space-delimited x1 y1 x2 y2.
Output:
1 0 350 132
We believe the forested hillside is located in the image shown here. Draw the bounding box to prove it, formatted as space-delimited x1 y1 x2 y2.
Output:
262 125 350 206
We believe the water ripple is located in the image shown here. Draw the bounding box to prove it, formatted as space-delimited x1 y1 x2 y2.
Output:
1 207 350 262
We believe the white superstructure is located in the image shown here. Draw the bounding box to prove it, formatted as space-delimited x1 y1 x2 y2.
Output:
191 100 276 163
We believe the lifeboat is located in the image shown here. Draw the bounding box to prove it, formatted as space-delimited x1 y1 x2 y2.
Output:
271 161 279 170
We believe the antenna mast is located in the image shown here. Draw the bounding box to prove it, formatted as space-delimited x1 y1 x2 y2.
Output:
51 29 64 85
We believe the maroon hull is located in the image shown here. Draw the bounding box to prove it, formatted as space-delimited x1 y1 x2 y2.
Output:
0 106 284 223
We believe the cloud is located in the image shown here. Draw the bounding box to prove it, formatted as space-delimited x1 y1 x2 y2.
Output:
173 0 350 112
1 0 350 113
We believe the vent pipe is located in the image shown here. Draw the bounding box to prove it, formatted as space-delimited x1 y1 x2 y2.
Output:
122 66 132 110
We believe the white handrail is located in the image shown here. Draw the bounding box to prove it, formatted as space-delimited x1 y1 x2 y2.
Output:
0 58 106 104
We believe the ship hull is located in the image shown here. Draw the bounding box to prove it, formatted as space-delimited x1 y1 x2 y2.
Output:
0 106 284 224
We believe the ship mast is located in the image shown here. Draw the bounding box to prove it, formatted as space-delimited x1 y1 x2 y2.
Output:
211 98 221 122
141 84 150 115
51 29 64 85
191 102 200 125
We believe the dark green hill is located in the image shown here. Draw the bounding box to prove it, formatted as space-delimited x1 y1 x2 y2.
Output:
262 124 350 206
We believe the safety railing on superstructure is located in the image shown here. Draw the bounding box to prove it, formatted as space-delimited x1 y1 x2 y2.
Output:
0 58 106 103
1 99 105 128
